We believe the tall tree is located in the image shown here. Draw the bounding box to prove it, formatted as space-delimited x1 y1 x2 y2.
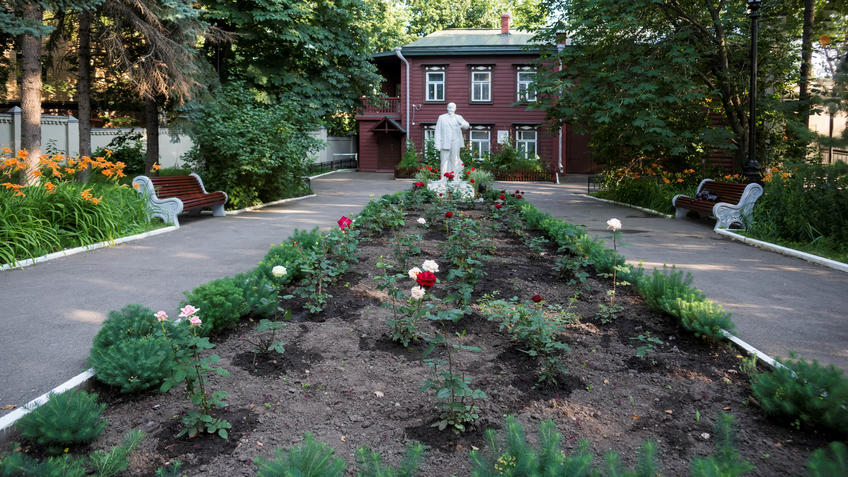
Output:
799 0 815 132
532 0 801 169
94 0 216 173
20 2 43 184
405 0 545 38
77 9 91 176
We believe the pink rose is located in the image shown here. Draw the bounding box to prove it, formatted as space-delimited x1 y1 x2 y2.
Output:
188 316 202 327
179 305 200 318
154 311 168 322
338 216 352 230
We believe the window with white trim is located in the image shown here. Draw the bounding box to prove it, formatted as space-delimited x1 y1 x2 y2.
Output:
423 125 436 156
516 69 536 102
470 66 492 102
515 126 538 159
470 126 491 160
425 67 445 102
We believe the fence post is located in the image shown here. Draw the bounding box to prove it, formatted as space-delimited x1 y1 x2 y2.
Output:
66 115 79 157
9 106 21 153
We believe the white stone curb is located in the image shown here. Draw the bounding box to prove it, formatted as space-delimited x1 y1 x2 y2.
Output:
0 369 96 442
720 329 787 372
0 226 179 271
582 194 674 219
226 194 317 216
308 168 356 180
715 229 848 274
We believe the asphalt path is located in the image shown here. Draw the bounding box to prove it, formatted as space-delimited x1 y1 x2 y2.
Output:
516 176 848 373
0 171 408 415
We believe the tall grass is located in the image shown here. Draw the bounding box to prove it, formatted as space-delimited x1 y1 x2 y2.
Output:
0 183 155 266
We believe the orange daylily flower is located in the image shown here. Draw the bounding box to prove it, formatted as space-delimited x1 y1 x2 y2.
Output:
677 178 684 183
662 177 671 184
151 163 161 171
2 147 10 154
90 197 102 205
44 182 56 193
31 170 41 177
81 188 94 201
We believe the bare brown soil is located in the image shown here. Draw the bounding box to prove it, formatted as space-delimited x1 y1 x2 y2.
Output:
79 204 831 475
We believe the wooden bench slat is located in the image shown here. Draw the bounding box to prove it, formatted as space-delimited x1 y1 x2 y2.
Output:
672 179 763 230
131 173 228 227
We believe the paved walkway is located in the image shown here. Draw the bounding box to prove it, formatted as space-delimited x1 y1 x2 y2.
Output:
0 172 408 414
2 172 845 416
518 175 848 373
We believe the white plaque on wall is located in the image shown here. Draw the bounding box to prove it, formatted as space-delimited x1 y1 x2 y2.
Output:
497 130 510 144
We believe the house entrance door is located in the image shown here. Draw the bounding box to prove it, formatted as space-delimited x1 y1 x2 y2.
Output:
376 135 401 170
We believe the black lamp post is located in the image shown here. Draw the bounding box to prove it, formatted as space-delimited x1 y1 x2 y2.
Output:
744 0 763 182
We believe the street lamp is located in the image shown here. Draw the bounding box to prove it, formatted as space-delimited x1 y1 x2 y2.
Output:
744 0 763 182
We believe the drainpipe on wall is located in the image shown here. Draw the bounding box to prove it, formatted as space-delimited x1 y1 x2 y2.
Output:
555 37 568 184
394 47 410 140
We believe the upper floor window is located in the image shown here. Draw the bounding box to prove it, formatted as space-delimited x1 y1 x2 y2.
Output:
470 66 492 102
470 126 491 160
425 66 446 102
516 67 536 102
515 126 538 159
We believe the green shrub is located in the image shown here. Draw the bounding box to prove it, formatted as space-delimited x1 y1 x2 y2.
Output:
355 442 425 477
751 354 848 435
690 413 753 477
255 433 346 477
182 81 321 209
468 415 660 476
805 441 847 477
636 267 732 340
0 451 86 477
235 270 278 319
747 161 848 262
91 304 158 350
88 336 178 393
181 277 248 335
16 390 107 454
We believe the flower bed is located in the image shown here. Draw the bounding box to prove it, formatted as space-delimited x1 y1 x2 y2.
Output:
3 187 845 476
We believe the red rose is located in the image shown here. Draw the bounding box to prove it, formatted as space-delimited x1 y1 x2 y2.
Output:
414 181 424 188
498 194 506 200
471 168 476 171
338 216 352 230
444 171 455 180
515 190 520 193
466 171 471 175
470 179 475 183
416 271 437 289
516 194 523 199
439 193 443 197
501 190 506 193
495 203 503 209
445 211 453 218
532 294 543 303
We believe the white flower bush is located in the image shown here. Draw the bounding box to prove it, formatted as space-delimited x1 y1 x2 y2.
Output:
408 267 422 279
272 265 288 277
606 218 622 231
410 286 426 300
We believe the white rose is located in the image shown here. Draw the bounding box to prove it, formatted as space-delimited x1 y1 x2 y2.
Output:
417 218 426 225
272 265 288 277
410 286 426 300
408 267 422 279
421 260 439 273
606 218 622 231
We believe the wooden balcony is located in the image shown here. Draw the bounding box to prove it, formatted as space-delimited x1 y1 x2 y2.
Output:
358 97 401 118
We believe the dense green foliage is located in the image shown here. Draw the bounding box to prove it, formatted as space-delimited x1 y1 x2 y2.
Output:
469 415 660 476
255 433 347 477
355 442 426 477
805 441 848 477
182 82 320 209
16 390 107 454
181 276 248 335
751 354 848 435
89 336 178 393
234 269 277 319
91 304 158 349
747 162 848 261
0 182 154 266
533 0 803 168
0 451 86 477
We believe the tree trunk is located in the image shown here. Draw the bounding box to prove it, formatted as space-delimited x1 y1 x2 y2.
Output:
144 96 159 175
77 10 92 182
20 2 43 185
799 0 815 130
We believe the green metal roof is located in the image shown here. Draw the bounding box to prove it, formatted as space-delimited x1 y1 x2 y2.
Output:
373 29 547 57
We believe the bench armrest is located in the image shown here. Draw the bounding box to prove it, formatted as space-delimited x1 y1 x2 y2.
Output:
189 172 228 205
131 175 184 227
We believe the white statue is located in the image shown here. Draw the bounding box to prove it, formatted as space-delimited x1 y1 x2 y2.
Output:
434 102 470 181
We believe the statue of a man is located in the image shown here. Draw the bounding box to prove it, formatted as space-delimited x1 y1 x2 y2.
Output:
434 102 470 180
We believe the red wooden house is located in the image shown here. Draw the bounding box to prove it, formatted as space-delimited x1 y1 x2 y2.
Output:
355 15 596 174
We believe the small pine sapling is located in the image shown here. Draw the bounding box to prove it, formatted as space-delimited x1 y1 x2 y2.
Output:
15 390 107 454
255 433 346 477
355 441 425 477
690 413 754 477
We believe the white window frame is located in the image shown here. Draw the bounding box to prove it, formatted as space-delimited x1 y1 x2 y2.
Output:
423 125 436 156
469 126 491 160
515 127 538 159
516 68 536 102
470 66 492 102
425 67 445 102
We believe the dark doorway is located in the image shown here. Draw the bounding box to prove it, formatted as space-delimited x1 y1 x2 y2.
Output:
376 134 402 170
565 130 600 174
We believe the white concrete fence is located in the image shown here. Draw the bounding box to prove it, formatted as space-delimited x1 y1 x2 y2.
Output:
0 108 356 169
